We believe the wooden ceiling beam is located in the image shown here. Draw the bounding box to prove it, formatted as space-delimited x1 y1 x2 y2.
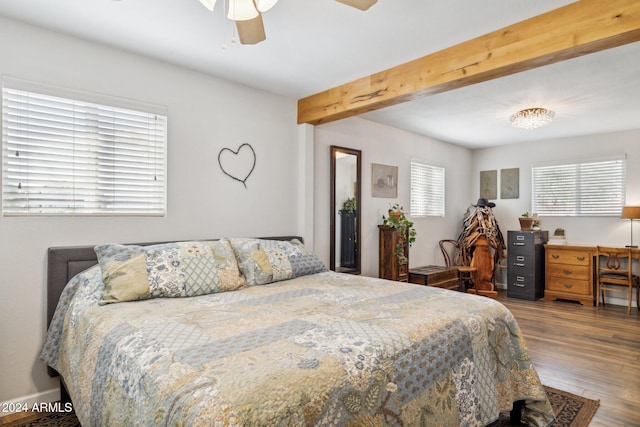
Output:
297 0 640 125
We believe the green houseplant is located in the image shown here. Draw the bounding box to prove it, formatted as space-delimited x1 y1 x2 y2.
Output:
382 204 416 265
339 197 357 214
519 212 534 231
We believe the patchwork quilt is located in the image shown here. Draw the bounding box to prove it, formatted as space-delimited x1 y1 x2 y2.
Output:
41 268 554 426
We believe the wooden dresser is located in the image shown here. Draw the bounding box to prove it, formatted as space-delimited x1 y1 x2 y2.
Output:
544 245 595 306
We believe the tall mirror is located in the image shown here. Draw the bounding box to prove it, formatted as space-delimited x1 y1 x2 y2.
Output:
330 145 361 274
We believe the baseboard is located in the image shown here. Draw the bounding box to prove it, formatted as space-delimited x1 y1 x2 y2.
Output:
0 388 60 416
601 294 638 308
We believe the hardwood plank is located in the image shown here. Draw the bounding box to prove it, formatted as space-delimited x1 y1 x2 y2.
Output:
498 292 640 427
298 0 640 125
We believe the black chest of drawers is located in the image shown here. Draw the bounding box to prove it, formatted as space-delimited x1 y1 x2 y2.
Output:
507 230 548 300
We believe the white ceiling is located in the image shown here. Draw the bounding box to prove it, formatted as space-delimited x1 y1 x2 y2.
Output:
1 0 638 149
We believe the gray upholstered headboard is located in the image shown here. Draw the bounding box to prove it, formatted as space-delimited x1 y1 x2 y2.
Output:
46 236 303 331
45 236 303 382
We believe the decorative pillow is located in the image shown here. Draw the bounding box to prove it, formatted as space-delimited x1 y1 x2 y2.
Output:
95 239 246 304
229 238 327 286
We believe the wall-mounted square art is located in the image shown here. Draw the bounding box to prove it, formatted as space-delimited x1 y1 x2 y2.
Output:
500 168 519 199
372 163 398 198
480 170 497 200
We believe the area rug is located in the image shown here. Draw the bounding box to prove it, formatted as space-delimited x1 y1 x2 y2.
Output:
1 385 598 426
488 385 600 426
0 409 79 427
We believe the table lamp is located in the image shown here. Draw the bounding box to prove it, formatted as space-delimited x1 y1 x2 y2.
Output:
620 206 640 248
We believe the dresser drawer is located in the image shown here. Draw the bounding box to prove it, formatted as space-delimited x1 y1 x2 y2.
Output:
508 253 534 270
507 273 540 300
547 263 590 280
547 277 591 295
546 249 591 266
508 273 534 289
508 231 548 253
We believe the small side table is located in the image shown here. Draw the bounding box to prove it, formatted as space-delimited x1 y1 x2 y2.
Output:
408 265 459 291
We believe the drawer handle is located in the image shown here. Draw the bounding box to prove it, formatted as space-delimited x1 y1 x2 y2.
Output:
513 263 525 267
514 242 525 246
563 269 573 275
513 283 525 288
576 256 585 261
563 283 573 289
551 254 559 259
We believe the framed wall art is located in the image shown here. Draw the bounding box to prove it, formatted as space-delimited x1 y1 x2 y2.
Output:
480 170 497 200
372 163 398 198
500 168 519 199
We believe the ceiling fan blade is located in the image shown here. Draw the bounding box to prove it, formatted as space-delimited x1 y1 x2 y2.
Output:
255 0 279 13
198 0 216 12
235 14 266 45
228 0 259 20
335 0 377 11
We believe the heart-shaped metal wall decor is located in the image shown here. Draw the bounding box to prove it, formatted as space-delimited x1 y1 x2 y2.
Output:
218 143 256 188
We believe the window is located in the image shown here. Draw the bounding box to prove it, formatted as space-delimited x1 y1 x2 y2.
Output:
410 160 445 217
532 157 626 216
2 79 167 216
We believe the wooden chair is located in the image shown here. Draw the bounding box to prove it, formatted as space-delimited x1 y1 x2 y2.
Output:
596 246 640 314
439 239 476 292
439 239 459 268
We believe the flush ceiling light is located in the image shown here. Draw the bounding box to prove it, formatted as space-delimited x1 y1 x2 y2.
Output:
510 107 555 130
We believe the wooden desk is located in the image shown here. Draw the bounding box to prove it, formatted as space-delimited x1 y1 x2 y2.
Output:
544 245 640 306
408 265 459 291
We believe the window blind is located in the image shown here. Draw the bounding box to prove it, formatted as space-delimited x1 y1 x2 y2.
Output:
410 160 445 217
532 158 626 216
2 84 167 216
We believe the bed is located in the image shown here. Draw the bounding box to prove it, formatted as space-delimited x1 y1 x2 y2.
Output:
41 236 554 426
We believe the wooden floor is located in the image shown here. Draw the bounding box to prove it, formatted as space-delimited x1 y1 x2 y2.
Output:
498 292 640 427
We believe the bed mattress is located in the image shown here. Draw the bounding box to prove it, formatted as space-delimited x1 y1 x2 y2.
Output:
41 267 553 426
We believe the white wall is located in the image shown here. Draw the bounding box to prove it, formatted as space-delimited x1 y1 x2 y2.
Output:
472 130 640 246
472 129 640 302
314 117 474 277
0 17 300 403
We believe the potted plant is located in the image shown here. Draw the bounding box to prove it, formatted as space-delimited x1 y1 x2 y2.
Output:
519 212 534 231
382 204 417 265
339 197 357 214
